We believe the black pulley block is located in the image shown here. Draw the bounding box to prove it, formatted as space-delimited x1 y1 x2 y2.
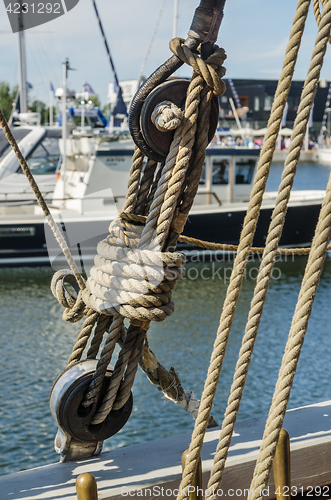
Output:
50 360 133 443
138 78 219 163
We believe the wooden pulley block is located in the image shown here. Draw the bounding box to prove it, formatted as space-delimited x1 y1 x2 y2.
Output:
140 78 219 162
50 360 133 443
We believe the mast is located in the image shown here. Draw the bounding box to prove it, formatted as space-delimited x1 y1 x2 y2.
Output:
17 2 27 113
173 0 179 38
62 59 69 203
91 0 127 116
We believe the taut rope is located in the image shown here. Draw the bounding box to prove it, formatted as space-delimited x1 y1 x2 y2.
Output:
177 0 314 496
1 0 330 493
206 1 331 498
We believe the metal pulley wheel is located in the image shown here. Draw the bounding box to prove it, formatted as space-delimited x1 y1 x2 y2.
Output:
137 78 219 162
50 359 133 443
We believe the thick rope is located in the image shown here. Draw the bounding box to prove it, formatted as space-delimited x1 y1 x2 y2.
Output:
135 159 158 215
176 1 311 495
246 5 331 500
117 215 331 255
138 41 226 252
122 146 145 213
205 1 331 497
76 41 226 424
178 234 331 255
167 83 214 249
0 111 85 290
313 0 331 41
248 163 331 500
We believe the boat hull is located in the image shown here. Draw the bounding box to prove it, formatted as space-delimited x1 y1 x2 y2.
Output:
181 202 323 251
0 202 323 266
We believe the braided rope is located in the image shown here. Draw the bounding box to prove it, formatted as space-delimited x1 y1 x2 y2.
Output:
178 234 331 255
246 6 331 500
155 77 201 248
122 146 145 213
169 38 226 96
249 164 331 500
68 310 100 366
139 42 226 252
313 0 331 40
78 40 226 423
145 164 163 214
0 111 85 291
135 159 158 215
205 1 331 497
166 85 213 250
81 315 124 411
138 124 183 250
177 2 312 498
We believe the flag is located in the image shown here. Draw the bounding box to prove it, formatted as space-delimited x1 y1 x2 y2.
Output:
26 82 33 89
112 85 127 116
83 82 95 94
50 82 55 94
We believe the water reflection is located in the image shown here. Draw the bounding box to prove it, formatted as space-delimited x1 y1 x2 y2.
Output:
0 253 330 475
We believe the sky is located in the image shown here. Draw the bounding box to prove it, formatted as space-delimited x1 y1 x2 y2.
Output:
0 0 330 108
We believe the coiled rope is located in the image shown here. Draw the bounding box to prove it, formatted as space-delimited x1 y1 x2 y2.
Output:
1 0 330 492
49 38 227 426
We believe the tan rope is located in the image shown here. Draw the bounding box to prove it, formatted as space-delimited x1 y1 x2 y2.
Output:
120 214 331 255
138 42 226 252
76 41 226 423
135 159 158 215
313 0 331 41
249 162 331 500
0 110 85 290
246 7 331 500
176 1 312 495
205 1 331 497
122 146 145 213
178 234 331 255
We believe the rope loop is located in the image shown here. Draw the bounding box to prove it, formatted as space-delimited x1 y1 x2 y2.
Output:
169 37 227 96
82 215 185 323
51 270 87 323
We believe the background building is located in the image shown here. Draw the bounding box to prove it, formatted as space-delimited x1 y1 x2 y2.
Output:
108 78 330 138
220 78 329 137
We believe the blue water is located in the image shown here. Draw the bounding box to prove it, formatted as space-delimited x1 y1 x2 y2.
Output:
0 162 331 477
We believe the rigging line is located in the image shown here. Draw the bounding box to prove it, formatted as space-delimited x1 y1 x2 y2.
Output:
0 110 85 290
35 32 61 89
26 36 48 97
48 33 62 88
91 0 120 87
137 0 167 83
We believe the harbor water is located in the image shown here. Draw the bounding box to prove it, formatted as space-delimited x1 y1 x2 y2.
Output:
1 162 331 477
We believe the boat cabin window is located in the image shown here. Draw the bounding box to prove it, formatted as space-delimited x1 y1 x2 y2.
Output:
212 159 229 185
235 159 255 185
18 137 61 175
199 164 206 185
0 128 31 162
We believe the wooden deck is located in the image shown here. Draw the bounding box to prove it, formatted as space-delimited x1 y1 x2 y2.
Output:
1 400 330 500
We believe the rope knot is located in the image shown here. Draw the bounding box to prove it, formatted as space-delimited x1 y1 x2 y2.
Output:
51 270 87 322
169 37 227 96
151 100 183 132
82 215 186 323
